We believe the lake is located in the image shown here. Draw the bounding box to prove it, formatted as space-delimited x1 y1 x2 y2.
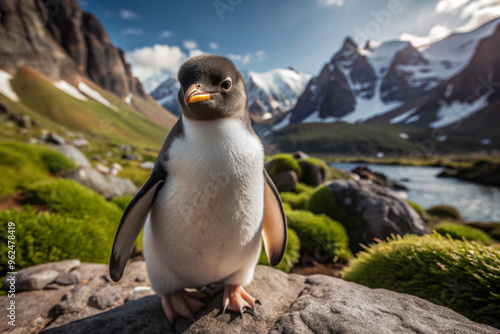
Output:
331 163 500 222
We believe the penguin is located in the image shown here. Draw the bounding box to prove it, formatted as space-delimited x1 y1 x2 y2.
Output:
109 54 287 322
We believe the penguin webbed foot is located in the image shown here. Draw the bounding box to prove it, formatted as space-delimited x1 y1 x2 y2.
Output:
161 289 206 323
222 284 259 317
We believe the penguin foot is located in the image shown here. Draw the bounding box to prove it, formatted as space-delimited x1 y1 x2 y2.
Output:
222 284 258 316
161 289 206 323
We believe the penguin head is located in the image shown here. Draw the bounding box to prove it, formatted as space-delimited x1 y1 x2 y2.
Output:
177 54 247 121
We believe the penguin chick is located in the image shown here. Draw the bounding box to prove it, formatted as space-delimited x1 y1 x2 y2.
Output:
109 54 287 322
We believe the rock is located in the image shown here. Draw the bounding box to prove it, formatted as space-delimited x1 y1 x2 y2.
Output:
139 161 155 170
95 163 109 174
55 271 81 286
46 133 66 145
270 170 298 192
351 165 407 190
71 138 89 147
63 167 138 199
298 160 327 186
111 162 123 171
51 145 91 167
28 265 496 334
292 151 309 159
319 180 428 252
29 137 39 144
122 154 138 161
119 145 131 152
88 286 128 310
2 260 80 292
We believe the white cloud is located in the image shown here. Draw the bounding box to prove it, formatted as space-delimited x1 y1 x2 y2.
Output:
318 0 344 7
127 44 186 85
241 53 252 64
183 39 198 50
400 25 451 48
227 54 242 62
159 30 172 39
458 0 500 32
435 0 469 12
255 50 266 61
122 28 144 35
120 9 140 20
189 49 205 58
209 42 219 50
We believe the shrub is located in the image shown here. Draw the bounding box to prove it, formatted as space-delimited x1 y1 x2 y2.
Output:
434 222 493 245
286 210 351 262
281 201 292 212
258 228 301 272
427 205 461 220
0 207 110 276
280 183 315 210
342 233 500 328
267 154 302 179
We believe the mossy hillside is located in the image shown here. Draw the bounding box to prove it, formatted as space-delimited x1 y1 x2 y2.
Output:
286 210 352 262
0 142 76 198
342 234 500 328
11 66 167 149
427 205 461 220
258 228 300 273
434 222 494 245
0 207 110 276
267 154 302 179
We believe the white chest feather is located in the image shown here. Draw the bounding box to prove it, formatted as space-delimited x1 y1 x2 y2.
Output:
143 117 265 291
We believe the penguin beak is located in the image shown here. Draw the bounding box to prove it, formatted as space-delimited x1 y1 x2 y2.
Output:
184 84 211 104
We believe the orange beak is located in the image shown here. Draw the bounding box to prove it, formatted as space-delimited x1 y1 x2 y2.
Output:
184 84 211 104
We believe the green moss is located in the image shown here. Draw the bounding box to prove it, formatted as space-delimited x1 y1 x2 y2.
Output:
281 202 292 212
0 207 110 276
434 222 493 245
0 142 76 197
24 179 122 225
286 210 352 262
118 162 151 187
427 205 461 220
267 154 302 179
342 233 500 328
111 196 134 211
258 228 301 272
280 192 311 210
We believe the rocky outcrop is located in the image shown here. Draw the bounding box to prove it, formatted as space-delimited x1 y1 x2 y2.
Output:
0 0 145 99
321 179 428 252
63 167 137 199
1 263 497 334
351 165 407 190
270 170 298 192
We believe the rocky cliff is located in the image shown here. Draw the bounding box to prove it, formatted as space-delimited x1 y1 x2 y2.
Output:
0 0 145 99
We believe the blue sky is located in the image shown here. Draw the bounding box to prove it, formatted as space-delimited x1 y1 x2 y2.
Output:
80 0 500 91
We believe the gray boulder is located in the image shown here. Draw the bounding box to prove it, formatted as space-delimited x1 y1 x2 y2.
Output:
298 160 327 186
317 180 428 252
21 265 495 334
51 144 91 167
63 167 138 199
270 170 298 192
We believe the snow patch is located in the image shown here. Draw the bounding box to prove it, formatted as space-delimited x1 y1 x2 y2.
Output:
78 82 117 110
390 107 417 124
272 113 292 131
399 132 410 139
404 115 420 124
54 81 88 101
125 93 133 104
0 70 19 101
444 84 454 98
430 95 490 128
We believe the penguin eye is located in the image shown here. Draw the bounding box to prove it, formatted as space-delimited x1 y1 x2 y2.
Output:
220 79 232 90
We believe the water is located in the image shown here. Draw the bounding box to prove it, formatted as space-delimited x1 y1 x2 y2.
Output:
331 163 500 222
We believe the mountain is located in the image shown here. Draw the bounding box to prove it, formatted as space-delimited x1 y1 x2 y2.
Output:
276 18 500 131
151 68 311 121
0 0 176 147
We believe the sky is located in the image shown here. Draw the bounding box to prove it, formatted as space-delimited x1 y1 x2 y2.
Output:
80 0 500 91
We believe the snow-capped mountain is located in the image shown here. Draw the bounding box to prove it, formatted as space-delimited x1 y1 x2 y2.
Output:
151 68 310 121
277 17 500 130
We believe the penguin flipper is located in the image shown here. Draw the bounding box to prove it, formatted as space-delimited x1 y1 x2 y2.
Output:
262 170 288 266
109 175 165 282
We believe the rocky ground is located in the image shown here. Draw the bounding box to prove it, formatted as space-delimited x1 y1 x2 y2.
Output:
1 260 498 334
